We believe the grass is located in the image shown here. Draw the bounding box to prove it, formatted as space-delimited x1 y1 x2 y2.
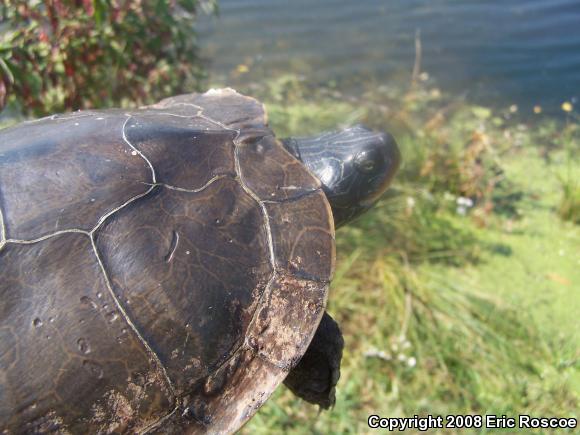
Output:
227 75 580 433
558 169 580 224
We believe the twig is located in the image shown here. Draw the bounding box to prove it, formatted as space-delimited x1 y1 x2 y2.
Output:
411 28 422 86
400 283 413 340
399 254 413 339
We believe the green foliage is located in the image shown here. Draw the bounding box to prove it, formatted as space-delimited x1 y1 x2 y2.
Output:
0 0 217 116
341 190 482 266
555 128 580 224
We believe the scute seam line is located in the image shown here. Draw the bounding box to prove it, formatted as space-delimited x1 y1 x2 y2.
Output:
90 186 156 235
140 405 179 435
144 101 203 114
243 271 279 348
142 174 235 194
261 187 322 205
20 110 107 125
5 228 90 245
138 110 202 119
90 236 179 412
0 200 6 251
236 147 278 267
122 114 157 183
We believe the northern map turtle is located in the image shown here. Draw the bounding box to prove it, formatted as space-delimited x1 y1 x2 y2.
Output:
0 88 400 433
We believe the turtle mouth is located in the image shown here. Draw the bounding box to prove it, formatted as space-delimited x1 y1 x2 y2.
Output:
359 161 400 207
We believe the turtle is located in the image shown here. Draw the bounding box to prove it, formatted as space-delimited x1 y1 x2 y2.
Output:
0 88 400 434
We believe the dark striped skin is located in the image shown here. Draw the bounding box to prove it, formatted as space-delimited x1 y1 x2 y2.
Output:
282 126 400 227
0 89 333 434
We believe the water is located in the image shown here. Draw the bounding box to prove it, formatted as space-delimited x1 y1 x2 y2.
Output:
200 0 580 113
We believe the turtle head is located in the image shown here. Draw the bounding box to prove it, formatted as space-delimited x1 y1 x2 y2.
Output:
282 125 400 227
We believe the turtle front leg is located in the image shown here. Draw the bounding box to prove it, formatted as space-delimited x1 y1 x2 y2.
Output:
283 311 344 409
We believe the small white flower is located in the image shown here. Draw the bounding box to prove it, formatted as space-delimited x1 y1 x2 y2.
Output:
364 348 392 361
456 196 474 207
406 196 416 209
407 357 417 368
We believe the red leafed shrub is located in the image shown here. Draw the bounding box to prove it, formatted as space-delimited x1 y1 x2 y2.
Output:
0 0 217 116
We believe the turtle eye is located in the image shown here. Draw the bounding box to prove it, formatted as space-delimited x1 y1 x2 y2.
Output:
354 150 379 174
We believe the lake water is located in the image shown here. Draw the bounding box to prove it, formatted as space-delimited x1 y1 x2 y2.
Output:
200 0 580 114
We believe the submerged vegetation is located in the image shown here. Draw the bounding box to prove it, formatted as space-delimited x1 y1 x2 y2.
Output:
229 74 579 433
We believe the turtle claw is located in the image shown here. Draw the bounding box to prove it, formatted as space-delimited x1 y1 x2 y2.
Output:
283 311 344 409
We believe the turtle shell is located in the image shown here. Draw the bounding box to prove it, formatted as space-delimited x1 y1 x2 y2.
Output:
0 89 335 433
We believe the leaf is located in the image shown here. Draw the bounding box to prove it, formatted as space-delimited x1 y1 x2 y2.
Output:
0 57 15 84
